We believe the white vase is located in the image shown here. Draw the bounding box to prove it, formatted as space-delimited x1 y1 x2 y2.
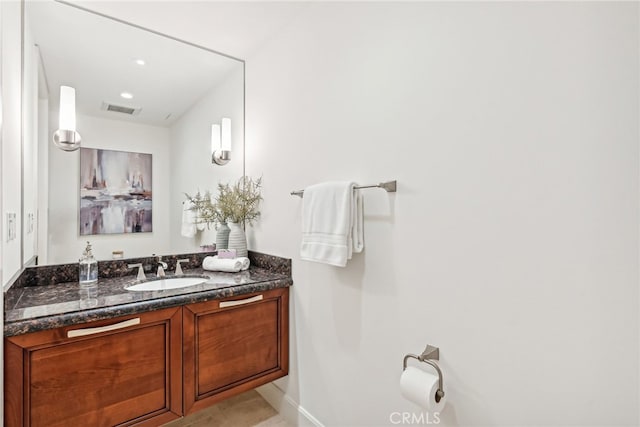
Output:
227 222 248 257
216 222 230 250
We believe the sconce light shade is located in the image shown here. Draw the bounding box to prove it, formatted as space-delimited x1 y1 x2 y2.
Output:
53 85 81 151
59 86 76 130
221 117 231 151
212 118 231 165
211 124 221 153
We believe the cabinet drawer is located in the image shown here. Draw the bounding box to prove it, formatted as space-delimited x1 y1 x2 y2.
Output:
5 307 182 427
183 287 289 415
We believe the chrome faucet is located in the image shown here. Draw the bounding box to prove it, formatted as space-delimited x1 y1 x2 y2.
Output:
156 255 168 278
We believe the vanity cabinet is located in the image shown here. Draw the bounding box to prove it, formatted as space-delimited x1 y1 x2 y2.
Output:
5 286 290 426
183 287 289 415
4 307 183 427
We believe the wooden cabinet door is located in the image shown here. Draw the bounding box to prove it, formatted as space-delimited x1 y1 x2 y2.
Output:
183 287 289 415
5 307 182 427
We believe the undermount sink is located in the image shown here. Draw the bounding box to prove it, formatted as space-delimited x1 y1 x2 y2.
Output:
125 276 207 292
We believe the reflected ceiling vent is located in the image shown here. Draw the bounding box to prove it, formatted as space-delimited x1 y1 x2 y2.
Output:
101 102 142 115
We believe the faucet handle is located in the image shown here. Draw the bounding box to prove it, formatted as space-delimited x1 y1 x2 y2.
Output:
175 259 189 276
127 263 146 280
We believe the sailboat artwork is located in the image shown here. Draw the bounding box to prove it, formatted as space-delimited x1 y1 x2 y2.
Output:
79 147 153 235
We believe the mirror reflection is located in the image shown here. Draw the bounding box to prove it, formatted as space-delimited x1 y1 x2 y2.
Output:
22 1 245 266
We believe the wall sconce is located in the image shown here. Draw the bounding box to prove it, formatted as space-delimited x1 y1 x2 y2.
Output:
211 117 231 165
53 85 81 151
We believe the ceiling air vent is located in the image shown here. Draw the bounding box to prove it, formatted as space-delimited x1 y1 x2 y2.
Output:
101 102 142 116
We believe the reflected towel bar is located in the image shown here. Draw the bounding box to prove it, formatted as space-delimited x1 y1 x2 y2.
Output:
290 180 397 197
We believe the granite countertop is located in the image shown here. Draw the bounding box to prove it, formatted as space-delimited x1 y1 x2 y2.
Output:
5 252 292 337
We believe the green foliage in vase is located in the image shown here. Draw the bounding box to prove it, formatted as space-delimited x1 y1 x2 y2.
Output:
216 176 263 225
184 190 222 228
184 176 262 227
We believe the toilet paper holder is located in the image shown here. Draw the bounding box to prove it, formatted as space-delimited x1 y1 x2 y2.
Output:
403 344 445 402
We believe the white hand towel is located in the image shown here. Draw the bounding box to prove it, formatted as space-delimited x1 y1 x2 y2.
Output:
194 189 207 231
240 257 250 271
181 200 197 238
202 256 243 272
300 181 363 267
195 207 206 231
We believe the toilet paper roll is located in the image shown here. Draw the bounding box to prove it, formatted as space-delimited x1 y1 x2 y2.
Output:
400 366 446 412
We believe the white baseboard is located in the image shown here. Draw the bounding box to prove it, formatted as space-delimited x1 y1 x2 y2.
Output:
257 383 324 427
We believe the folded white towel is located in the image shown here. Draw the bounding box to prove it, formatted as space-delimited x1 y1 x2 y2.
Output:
300 181 363 267
181 200 197 238
202 255 251 272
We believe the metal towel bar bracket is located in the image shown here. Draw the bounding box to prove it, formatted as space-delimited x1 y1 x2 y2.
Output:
403 344 445 402
290 180 397 197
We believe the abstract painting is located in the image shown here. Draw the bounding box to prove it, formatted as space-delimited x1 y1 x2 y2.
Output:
80 148 152 235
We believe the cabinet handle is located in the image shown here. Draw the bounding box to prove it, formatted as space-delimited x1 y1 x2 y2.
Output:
67 318 141 338
219 294 263 308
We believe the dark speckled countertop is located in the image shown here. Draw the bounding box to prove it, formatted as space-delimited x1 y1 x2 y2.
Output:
4 251 292 337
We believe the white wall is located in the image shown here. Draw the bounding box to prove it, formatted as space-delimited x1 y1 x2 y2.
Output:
244 2 639 426
168 67 244 252
1 0 23 286
47 113 171 264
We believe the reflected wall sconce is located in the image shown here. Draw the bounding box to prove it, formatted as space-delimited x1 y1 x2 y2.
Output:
211 117 231 165
53 85 81 151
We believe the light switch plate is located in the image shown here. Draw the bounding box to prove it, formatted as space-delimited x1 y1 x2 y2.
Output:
6 213 16 242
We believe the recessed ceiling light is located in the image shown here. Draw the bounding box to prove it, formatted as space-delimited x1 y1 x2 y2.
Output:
120 92 133 99
135 59 145 66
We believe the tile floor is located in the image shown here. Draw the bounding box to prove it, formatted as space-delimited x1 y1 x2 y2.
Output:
164 390 290 427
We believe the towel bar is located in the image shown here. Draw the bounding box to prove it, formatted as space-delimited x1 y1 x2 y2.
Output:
403 344 445 402
290 180 397 197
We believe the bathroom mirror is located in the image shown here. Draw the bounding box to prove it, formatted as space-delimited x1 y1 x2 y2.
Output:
22 0 245 266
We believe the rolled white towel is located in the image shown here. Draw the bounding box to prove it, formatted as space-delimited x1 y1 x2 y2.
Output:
202 256 243 272
202 256 250 272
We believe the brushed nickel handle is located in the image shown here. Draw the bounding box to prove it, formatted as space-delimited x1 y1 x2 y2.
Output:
219 294 263 308
67 318 141 338
128 263 146 280
175 259 189 276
